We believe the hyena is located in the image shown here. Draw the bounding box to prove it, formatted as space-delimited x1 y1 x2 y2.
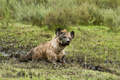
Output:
21 28 75 65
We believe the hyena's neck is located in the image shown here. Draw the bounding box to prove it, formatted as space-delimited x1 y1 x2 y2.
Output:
51 36 65 54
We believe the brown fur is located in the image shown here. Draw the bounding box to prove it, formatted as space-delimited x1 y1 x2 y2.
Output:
21 28 74 64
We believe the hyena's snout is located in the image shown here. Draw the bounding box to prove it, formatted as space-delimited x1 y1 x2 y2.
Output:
59 37 72 46
65 38 71 45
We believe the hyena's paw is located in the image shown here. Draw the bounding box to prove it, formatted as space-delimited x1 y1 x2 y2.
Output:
51 57 57 66
62 55 66 63
58 55 66 63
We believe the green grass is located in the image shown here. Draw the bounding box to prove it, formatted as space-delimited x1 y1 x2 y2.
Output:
0 22 120 80
0 0 120 30
0 60 119 80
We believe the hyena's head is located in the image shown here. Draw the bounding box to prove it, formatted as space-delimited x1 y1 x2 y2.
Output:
55 28 75 46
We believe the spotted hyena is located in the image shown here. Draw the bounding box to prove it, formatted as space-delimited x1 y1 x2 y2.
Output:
21 28 75 65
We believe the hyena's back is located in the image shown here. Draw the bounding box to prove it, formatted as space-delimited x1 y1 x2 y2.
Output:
20 44 46 62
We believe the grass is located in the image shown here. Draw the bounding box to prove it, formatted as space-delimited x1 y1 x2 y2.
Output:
0 59 119 80
0 22 120 80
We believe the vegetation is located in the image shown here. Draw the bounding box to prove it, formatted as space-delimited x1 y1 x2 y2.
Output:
0 0 120 80
0 0 120 30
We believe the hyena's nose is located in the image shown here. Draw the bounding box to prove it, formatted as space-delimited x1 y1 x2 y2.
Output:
66 38 70 45
66 40 70 44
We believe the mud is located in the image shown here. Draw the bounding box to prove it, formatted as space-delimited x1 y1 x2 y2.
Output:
0 45 120 77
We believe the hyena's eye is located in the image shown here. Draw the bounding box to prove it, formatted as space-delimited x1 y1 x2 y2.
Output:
63 36 66 38
69 37 72 40
59 37 63 40
69 38 72 40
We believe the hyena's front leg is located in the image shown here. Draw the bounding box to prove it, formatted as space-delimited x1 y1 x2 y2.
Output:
58 52 66 63
47 53 57 65
62 55 66 63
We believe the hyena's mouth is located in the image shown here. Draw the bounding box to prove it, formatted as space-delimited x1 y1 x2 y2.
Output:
60 42 70 46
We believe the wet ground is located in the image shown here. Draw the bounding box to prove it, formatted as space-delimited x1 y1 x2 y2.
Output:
0 45 120 77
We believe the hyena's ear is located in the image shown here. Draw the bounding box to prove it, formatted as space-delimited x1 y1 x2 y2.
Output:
55 28 61 36
70 31 75 39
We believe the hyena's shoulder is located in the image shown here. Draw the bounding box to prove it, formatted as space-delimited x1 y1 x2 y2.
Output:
34 43 46 51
